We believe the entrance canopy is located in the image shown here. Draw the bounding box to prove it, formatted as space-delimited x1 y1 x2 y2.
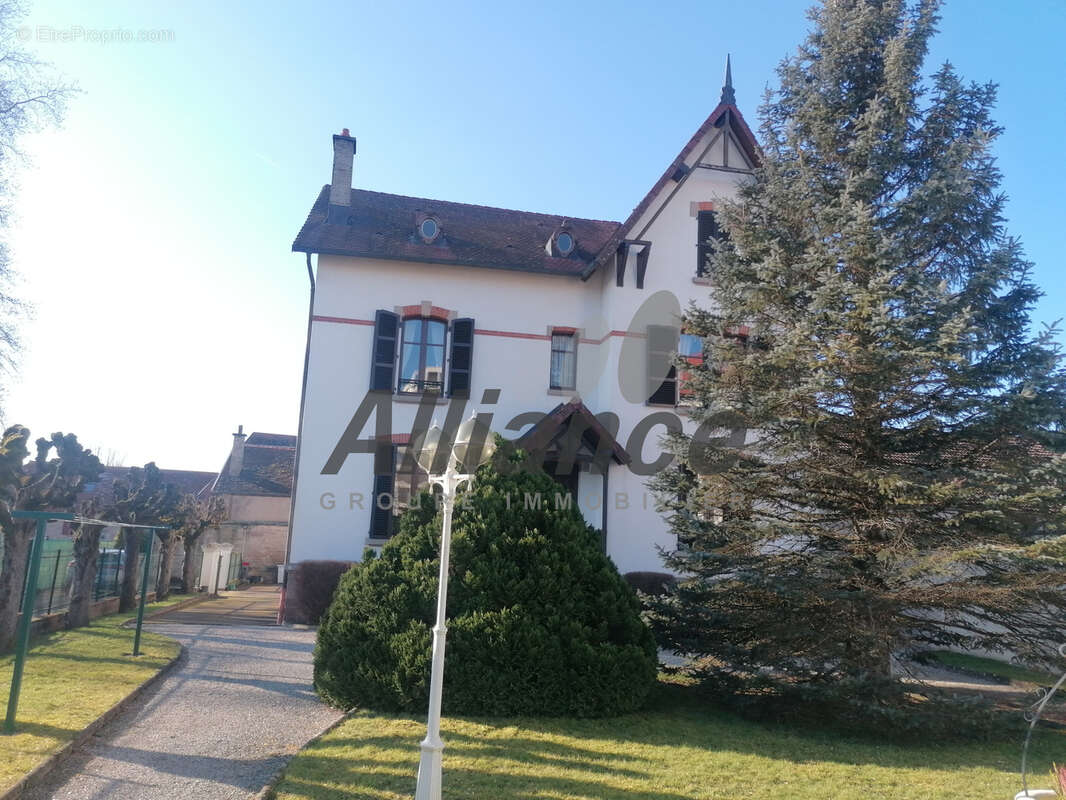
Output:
516 398 631 469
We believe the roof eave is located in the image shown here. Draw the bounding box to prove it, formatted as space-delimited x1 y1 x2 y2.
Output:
293 242 592 279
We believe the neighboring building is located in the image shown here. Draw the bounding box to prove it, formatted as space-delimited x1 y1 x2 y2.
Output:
203 427 296 583
284 61 757 617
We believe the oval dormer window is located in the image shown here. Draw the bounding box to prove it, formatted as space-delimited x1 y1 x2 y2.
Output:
556 231 575 256
420 217 440 242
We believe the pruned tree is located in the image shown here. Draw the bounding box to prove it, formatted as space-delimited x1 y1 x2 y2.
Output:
0 427 101 650
152 484 190 600
0 425 29 648
648 0 1066 732
66 496 104 628
105 463 177 612
177 493 226 593
0 1 76 403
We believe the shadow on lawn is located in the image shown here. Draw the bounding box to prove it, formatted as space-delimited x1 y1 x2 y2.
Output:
580 683 1065 773
283 740 694 800
1 719 81 741
25 651 166 668
307 682 1065 788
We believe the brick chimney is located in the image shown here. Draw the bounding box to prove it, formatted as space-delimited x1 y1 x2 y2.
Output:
229 425 246 476
327 128 357 223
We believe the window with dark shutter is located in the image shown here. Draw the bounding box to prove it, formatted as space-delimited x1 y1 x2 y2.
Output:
369 445 395 539
398 317 446 395
448 318 474 397
647 324 679 405
370 310 399 392
697 210 721 278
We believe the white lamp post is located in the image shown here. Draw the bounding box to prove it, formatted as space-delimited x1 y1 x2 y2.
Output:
413 414 495 800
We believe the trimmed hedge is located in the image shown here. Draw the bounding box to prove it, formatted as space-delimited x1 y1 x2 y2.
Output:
313 456 658 717
287 560 354 624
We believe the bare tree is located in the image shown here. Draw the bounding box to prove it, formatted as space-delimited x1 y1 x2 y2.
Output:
103 463 177 612
66 497 104 628
0 427 100 650
152 485 189 600
0 0 76 404
178 494 226 593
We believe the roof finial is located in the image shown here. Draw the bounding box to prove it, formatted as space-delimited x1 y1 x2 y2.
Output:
720 54 735 105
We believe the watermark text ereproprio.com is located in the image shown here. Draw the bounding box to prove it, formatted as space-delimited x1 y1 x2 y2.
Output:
19 25 175 44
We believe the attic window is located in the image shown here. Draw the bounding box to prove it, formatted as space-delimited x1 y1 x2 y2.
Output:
419 217 440 243
556 232 575 256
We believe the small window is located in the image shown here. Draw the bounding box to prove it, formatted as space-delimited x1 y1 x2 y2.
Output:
678 333 704 399
679 333 702 359
399 317 446 394
419 217 440 242
647 324 680 405
550 331 577 390
697 210 721 277
556 231 575 256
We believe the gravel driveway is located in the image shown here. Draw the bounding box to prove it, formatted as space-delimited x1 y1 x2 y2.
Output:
25 600 342 800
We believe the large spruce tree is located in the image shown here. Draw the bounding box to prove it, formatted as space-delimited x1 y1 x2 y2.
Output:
649 0 1066 727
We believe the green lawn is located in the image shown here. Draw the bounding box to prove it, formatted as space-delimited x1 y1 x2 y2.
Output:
270 685 1064 800
0 598 183 793
924 650 1060 687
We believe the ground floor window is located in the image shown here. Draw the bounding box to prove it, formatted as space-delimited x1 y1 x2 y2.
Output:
370 444 431 539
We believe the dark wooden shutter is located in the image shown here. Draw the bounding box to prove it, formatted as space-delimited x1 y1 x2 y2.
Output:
448 318 474 397
647 324 679 405
370 310 399 392
369 445 395 539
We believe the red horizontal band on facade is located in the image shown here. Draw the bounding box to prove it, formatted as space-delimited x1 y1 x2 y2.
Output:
474 328 551 341
312 315 375 326
312 315 646 344
581 330 644 345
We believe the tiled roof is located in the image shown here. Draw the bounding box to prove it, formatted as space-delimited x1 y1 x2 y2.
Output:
516 398 631 466
246 432 297 448
213 437 296 498
80 467 217 507
292 186 621 277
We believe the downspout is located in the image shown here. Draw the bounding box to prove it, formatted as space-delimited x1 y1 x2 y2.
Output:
601 464 609 555
278 251 316 623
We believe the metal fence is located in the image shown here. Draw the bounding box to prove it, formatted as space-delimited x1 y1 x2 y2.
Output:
16 534 164 619
175 547 204 591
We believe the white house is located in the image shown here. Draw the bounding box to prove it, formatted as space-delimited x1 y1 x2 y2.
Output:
282 60 757 621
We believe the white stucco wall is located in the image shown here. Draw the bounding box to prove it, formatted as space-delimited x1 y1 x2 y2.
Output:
290 113 750 575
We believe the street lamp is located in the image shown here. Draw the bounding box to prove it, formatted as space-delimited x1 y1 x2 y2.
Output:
413 414 496 800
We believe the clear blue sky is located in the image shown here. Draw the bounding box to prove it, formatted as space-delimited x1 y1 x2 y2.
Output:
4 0 1064 470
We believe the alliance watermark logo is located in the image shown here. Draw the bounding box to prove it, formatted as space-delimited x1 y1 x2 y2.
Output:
317 289 748 478
317 489 661 513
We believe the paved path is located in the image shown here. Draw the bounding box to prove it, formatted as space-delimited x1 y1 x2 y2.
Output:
26 589 342 800
155 585 283 626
